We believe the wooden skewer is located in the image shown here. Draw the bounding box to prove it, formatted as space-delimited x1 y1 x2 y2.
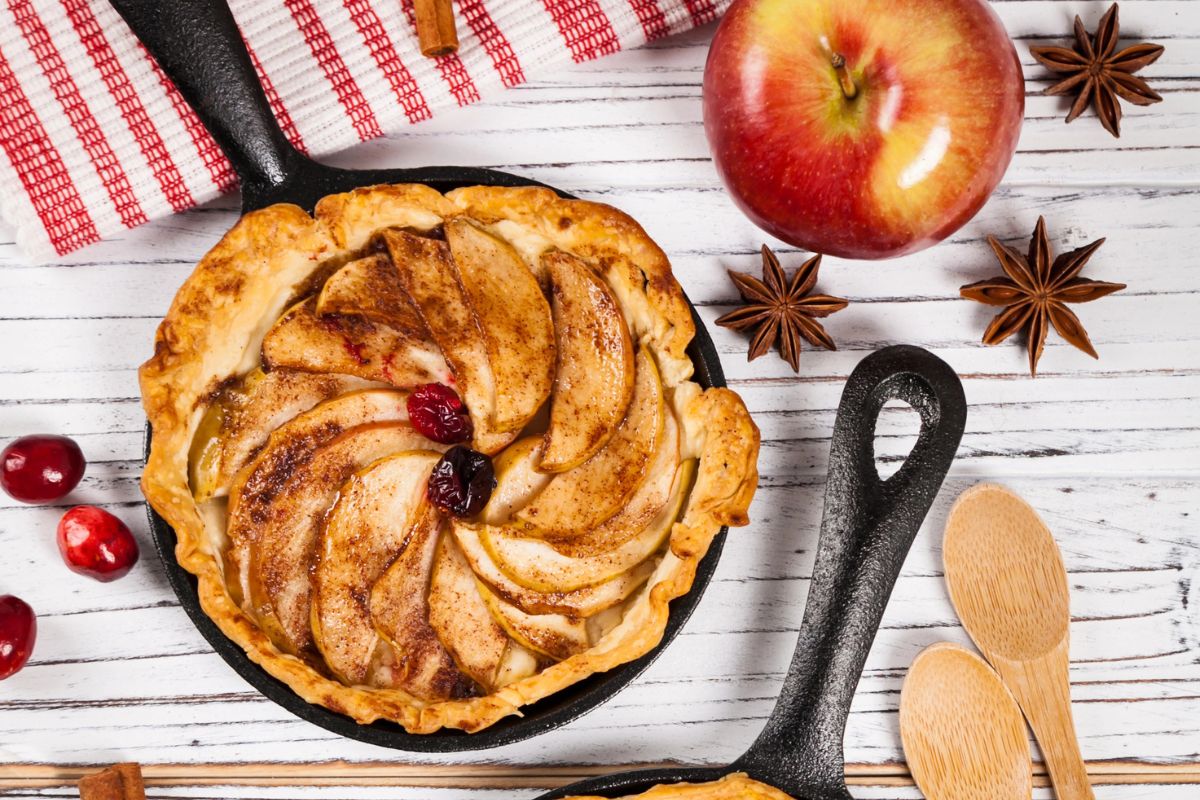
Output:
414 0 459 57
1 761 1194 790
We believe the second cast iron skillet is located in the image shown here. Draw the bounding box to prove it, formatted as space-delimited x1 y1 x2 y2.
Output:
114 0 729 752
537 345 967 799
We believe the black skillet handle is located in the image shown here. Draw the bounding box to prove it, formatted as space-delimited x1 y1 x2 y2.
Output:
107 0 317 203
732 345 966 797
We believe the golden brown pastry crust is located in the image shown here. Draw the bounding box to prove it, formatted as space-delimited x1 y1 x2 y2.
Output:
563 773 792 800
140 184 759 733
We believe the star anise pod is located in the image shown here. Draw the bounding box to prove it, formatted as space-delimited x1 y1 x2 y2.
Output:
716 245 847 373
961 217 1125 377
1030 3 1164 137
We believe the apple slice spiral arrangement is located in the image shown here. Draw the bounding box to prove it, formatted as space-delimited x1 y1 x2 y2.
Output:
162 191 761 733
207 242 684 694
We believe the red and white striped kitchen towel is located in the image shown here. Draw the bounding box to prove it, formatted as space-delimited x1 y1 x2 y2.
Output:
0 0 728 260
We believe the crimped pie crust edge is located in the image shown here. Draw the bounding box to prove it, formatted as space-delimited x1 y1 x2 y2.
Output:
139 184 760 733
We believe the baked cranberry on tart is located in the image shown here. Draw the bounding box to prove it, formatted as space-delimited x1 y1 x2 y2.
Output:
140 185 760 733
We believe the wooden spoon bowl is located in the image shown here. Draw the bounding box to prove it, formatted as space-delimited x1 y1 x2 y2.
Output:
900 642 1031 800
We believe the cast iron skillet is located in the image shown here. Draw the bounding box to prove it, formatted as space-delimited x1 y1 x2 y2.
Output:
536 344 967 799
115 0 728 752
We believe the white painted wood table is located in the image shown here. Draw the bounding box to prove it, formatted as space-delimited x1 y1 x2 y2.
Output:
1 2 1197 797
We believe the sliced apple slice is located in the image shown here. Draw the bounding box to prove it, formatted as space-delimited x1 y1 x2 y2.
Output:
191 369 379 501
225 389 412 613
539 251 634 472
480 459 694 594
494 641 540 688
476 580 589 662
546 410 680 558
315 253 426 337
452 521 654 617
427 534 510 691
370 509 475 701
445 218 554 433
310 450 440 685
516 347 663 535
481 436 552 525
237 422 436 656
379 229 511 455
228 388 412 548
261 297 448 387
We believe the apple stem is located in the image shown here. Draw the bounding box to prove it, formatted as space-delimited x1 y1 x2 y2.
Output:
831 53 858 100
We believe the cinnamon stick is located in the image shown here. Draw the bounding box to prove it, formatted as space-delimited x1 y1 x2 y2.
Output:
414 0 459 57
78 763 146 800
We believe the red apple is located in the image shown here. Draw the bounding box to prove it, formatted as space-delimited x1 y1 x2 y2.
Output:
704 0 1024 259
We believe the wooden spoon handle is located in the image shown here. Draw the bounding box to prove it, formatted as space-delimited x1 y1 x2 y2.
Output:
994 641 1094 800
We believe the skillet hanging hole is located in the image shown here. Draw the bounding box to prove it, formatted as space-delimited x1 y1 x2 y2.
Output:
874 398 921 481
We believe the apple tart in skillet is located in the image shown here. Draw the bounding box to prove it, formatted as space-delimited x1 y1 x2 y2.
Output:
140 184 760 733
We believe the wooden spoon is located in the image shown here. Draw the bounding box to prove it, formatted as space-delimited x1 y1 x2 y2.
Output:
900 642 1031 800
943 484 1094 800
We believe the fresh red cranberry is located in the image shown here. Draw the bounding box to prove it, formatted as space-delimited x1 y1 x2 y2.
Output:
408 383 473 444
1 435 85 503
57 506 139 582
427 446 495 517
0 595 36 680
